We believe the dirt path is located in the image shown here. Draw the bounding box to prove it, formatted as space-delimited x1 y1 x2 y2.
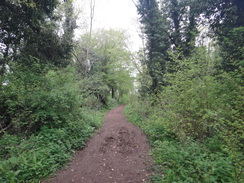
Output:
44 105 152 183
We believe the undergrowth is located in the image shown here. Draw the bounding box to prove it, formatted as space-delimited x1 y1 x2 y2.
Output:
124 48 243 182
0 109 103 183
0 63 105 183
124 103 242 183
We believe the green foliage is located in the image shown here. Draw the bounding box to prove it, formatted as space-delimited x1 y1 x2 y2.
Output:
221 27 244 71
124 101 175 143
1 58 85 134
0 107 103 183
0 0 76 75
124 47 243 182
0 55 105 182
137 0 170 91
137 0 200 91
74 29 134 106
161 0 199 56
125 102 240 183
0 1 111 182
194 0 244 71
134 0 243 182
198 0 244 36
152 140 235 183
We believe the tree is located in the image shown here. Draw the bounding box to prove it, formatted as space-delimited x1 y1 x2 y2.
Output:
0 0 59 73
20 0 77 68
136 0 200 92
0 0 77 133
137 0 170 92
162 0 199 56
74 29 134 106
196 0 244 71
0 0 77 74
60 0 77 63
86 0 96 75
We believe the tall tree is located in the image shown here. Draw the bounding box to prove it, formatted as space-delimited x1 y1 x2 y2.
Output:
162 0 199 56
86 0 96 75
197 0 244 71
0 0 76 74
0 0 59 74
137 0 170 92
137 0 200 92
61 0 77 62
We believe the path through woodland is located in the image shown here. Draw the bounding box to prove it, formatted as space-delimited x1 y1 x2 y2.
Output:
44 105 152 183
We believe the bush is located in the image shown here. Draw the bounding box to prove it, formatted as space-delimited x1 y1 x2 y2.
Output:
152 140 235 183
0 109 103 183
124 92 242 182
0 57 105 182
1 58 83 135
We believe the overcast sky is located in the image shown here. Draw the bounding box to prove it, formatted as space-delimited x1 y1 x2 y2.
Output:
74 0 142 51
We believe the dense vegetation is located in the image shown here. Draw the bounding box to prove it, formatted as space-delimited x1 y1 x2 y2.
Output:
0 0 133 182
0 0 243 182
125 0 243 182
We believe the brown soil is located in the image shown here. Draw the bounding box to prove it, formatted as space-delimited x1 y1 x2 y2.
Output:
43 105 152 183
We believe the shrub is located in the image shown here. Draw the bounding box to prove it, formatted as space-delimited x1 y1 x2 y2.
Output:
0 57 105 182
152 140 235 183
0 109 103 183
1 58 83 135
124 89 242 182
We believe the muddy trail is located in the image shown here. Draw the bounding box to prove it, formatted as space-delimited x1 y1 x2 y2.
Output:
44 105 152 183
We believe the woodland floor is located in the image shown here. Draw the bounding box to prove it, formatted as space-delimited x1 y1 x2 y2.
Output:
43 105 152 183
